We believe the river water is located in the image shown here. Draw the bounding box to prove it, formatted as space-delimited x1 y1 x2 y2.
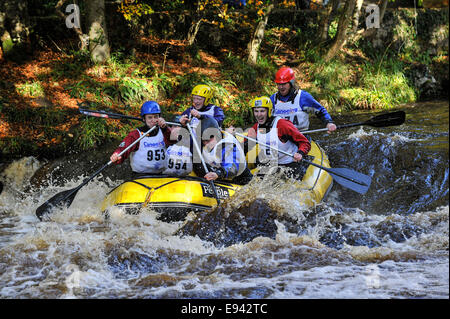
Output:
0 101 448 300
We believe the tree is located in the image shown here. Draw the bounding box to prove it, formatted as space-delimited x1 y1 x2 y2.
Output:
319 0 339 42
323 0 357 62
186 0 212 46
55 0 110 63
245 0 296 64
0 0 31 60
349 0 394 45
247 3 274 64
56 0 89 51
351 0 364 34
86 0 110 63
185 0 236 46
117 0 153 21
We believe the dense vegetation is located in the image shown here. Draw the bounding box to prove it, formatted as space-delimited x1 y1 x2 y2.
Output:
0 1 448 160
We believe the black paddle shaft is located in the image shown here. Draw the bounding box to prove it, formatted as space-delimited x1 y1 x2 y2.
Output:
78 106 182 127
79 107 142 121
35 162 111 221
300 111 406 134
235 132 372 194
185 122 221 205
338 111 406 129
35 126 157 221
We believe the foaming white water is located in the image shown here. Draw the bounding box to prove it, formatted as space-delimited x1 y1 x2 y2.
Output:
347 127 424 144
221 171 318 223
0 155 448 299
0 157 41 191
385 206 449 253
267 259 449 299
0 161 222 298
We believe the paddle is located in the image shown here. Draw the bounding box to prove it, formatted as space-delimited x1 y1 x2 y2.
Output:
35 125 157 221
79 106 142 121
78 105 405 134
78 105 181 127
234 132 371 195
185 122 221 205
300 111 406 134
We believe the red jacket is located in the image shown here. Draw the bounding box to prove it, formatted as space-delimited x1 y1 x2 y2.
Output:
251 117 311 155
112 126 174 164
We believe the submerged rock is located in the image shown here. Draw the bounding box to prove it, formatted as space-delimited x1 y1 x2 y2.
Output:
178 198 296 247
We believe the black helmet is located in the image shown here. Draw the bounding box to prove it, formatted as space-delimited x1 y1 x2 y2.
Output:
199 117 221 141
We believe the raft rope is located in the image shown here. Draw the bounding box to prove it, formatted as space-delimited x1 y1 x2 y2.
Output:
130 179 182 208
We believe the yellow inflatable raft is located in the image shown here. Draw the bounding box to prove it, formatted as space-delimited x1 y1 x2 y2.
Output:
101 141 333 220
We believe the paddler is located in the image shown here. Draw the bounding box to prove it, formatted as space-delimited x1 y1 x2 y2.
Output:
178 84 225 129
246 96 311 180
271 66 337 135
109 101 174 176
190 117 253 185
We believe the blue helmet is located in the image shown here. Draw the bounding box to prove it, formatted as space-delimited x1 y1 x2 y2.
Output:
140 101 161 117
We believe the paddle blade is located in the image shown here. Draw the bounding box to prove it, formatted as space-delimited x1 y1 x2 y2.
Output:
328 167 372 195
366 111 405 128
35 188 79 221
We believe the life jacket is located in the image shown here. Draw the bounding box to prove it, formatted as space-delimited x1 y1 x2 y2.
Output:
202 133 247 180
272 90 310 131
189 105 218 130
130 128 167 174
163 144 193 176
256 116 298 165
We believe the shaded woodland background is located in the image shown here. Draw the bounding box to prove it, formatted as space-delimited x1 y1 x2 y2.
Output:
0 0 448 160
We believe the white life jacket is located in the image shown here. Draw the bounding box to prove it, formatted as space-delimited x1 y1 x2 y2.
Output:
189 105 218 131
130 128 167 174
256 117 298 165
272 90 310 131
163 144 193 176
202 133 246 178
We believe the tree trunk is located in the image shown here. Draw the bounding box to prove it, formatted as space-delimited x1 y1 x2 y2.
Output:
351 0 389 43
55 0 89 51
247 4 274 65
86 0 110 63
186 2 204 46
187 18 202 46
324 0 357 62
379 0 389 24
352 0 364 33
0 0 31 59
319 0 339 42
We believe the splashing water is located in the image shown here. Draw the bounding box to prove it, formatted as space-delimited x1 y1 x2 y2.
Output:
0 102 448 299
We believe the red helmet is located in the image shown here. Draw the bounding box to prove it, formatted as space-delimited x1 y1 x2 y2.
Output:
275 67 295 84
